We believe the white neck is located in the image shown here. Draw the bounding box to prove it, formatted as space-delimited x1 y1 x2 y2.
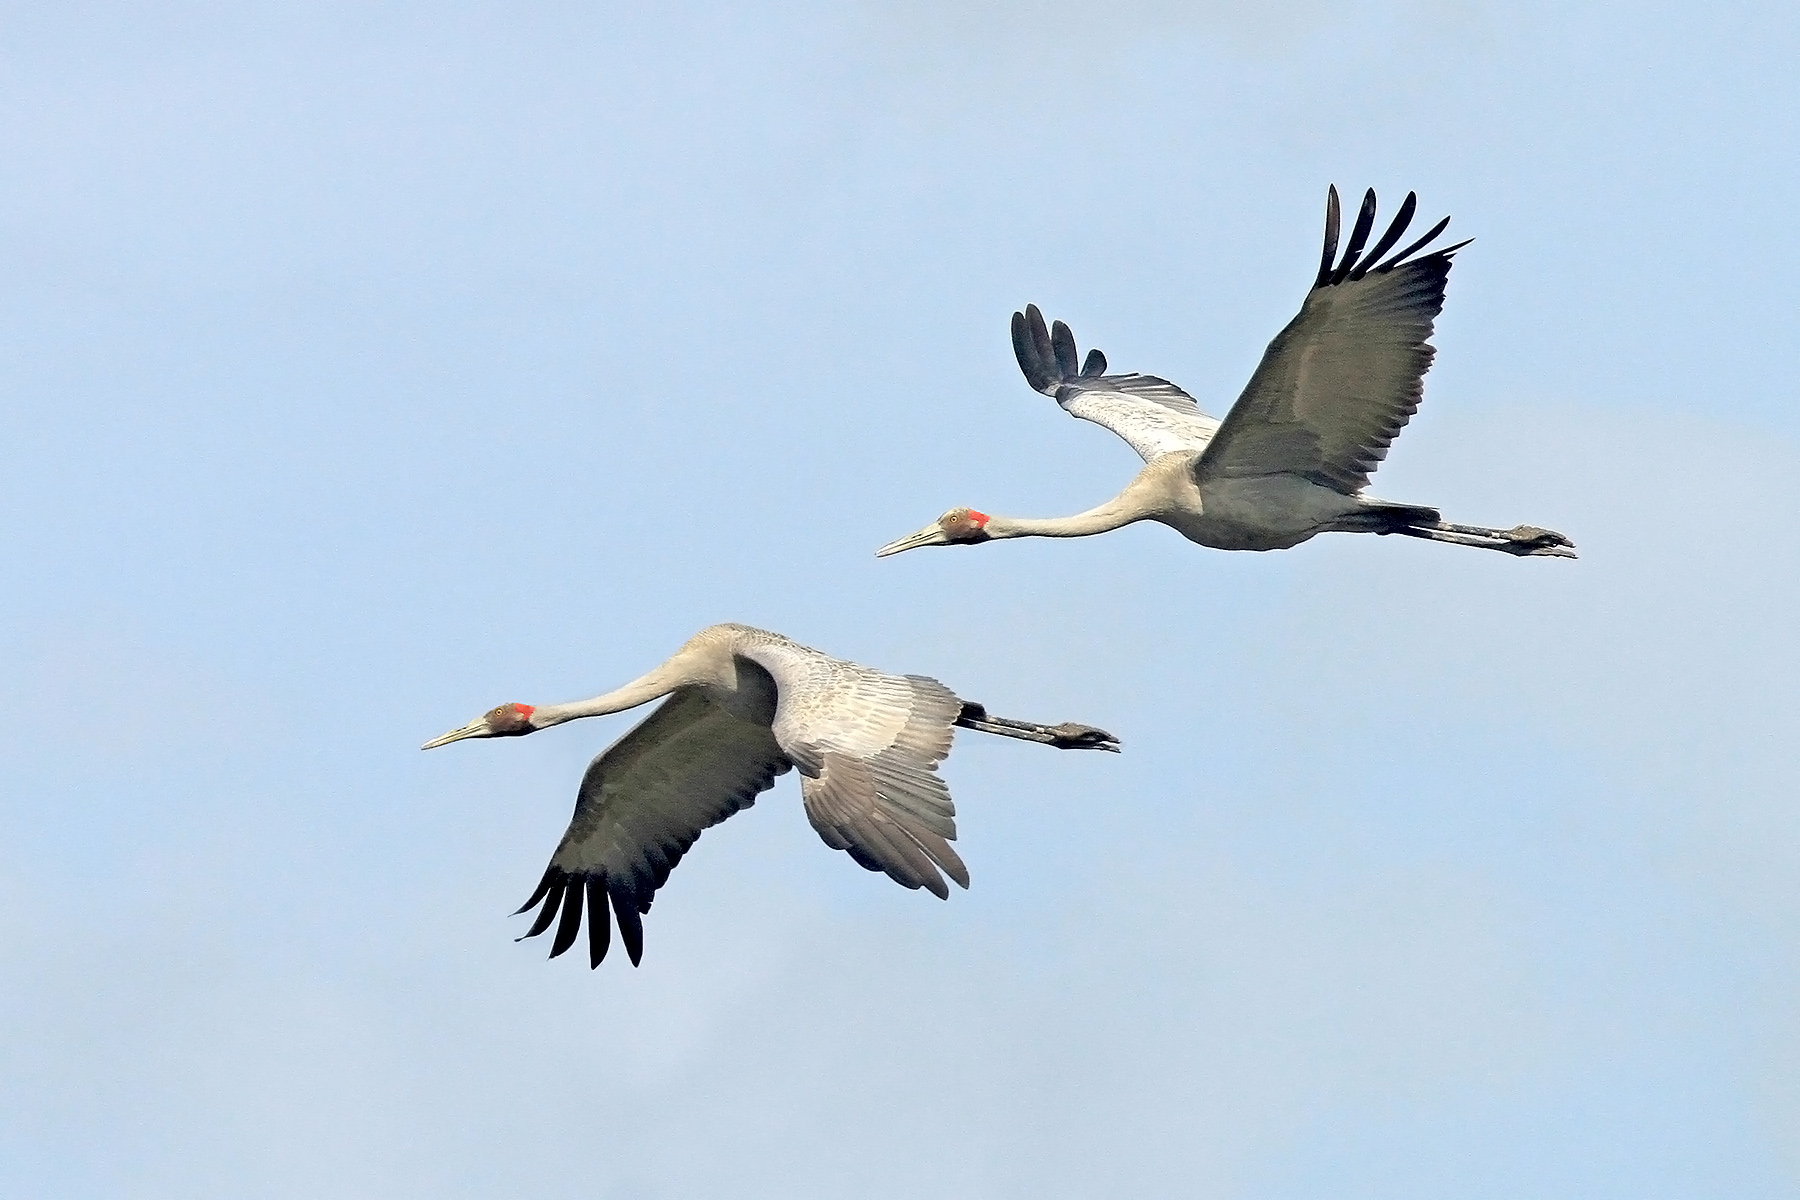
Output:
531 661 688 729
986 492 1149 541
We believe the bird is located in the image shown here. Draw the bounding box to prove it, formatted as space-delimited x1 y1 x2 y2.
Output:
421 623 1120 969
876 186 1575 561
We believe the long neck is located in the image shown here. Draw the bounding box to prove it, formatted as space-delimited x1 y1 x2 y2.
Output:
531 661 688 729
986 492 1149 541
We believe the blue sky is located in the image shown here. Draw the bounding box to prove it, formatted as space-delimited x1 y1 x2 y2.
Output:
3 3 1798 1196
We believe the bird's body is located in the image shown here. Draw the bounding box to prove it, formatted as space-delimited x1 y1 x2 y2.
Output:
876 187 1574 561
421 623 1118 969
1000 452 1406 553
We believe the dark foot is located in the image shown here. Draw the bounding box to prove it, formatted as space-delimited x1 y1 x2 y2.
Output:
1502 524 1574 547
1498 525 1577 557
1046 723 1122 752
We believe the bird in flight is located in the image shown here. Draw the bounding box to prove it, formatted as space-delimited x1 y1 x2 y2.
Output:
877 187 1574 561
422 623 1119 968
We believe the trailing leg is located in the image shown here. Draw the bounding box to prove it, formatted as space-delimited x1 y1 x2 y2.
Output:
1387 519 1577 558
956 702 1122 751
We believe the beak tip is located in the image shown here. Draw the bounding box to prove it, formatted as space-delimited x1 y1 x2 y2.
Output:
874 527 946 558
421 720 488 750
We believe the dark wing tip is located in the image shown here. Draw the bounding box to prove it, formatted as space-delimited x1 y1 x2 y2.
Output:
1050 319 1080 381
1081 347 1107 377
512 866 557 916
1349 191 1416 282
1012 307 1057 394
1374 214 1453 274
1026 305 1056 385
549 879 585 958
611 890 646 967
1314 189 1459 284
516 870 629 970
1315 184 1342 288
586 879 611 968
1329 188 1379 285
516 875 565 940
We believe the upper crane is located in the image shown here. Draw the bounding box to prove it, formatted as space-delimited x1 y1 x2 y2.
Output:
877 187 1575 561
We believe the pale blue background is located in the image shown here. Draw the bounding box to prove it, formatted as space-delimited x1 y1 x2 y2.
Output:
3 3 1797 1196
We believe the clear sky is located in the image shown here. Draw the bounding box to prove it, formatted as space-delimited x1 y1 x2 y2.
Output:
3 3 1797 1196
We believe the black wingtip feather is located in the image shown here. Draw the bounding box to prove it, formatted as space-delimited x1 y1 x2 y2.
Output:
611 890 645 967
1349 191 1416 281
1315 184 1341 288
1374 214 1452 273
1026 305 1055 384
518 879 564 940
1330 188 1378 285
512 866 556 916
1050 320 1080 380
586 880 610 968
549 878 584 958
1081 348 1107 377
1012 309 1056 393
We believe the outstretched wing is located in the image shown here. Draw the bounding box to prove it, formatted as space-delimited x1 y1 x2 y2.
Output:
1012 304 1219 463
1195 186 1469 493
513 688 791 968
737 641 970 899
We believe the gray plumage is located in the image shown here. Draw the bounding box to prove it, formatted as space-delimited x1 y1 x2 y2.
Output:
421 624 1119 968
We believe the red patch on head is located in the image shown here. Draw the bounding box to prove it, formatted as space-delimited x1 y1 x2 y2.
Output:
968 510 990 529
513 704 536 721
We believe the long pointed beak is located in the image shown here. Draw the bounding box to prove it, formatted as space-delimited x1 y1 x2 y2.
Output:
421 719 491 750
875 524 949 558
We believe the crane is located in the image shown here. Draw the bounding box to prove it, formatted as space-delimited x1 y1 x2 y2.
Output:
421 623 1119 968
876 187 1575 561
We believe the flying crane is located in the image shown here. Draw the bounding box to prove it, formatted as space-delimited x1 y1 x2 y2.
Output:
877 187 1575 561
423 623 1118 968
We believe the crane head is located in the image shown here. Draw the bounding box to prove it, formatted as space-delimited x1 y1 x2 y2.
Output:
874 508 991 557
421 702 538 749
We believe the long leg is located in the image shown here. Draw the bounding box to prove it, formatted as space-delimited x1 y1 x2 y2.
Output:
956 703 1121 751
1387 520 1577 558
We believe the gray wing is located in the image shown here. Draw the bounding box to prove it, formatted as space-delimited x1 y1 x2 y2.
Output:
1012 304 1219 463
512 689 792 968
1194 187 1469 493
737 641 970 899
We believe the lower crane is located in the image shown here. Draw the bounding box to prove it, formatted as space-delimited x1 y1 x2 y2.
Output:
423 623 1119 968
